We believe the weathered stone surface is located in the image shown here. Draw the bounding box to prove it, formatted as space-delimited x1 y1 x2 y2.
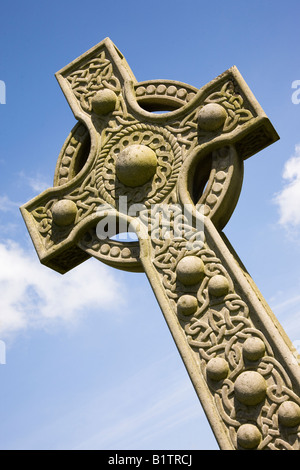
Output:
20 38 300 450
176 256 204 286
115 144 157 187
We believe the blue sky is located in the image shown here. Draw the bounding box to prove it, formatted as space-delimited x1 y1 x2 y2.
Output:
1 0 300 450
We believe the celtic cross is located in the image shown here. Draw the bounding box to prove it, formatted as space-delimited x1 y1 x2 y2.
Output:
21 38 300 450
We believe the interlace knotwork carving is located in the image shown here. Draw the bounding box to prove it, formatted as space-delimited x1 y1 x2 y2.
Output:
149 209 300 450
96 124 182 207
202 80 254 134
65 51 123 114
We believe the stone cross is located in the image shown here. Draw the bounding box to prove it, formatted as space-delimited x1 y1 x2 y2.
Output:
21 38 300 450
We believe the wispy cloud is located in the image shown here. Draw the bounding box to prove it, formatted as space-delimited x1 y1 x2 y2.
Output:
270 290 300 347
75 371 200 450
274 144 300 230
0 240 126 339
0 195 20 213
11 353 215 450
18 171 51 194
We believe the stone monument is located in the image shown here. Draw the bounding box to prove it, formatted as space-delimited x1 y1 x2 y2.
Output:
20 38 300 450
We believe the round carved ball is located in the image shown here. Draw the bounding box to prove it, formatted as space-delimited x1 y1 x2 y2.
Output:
51 199 77 226
234 371 267 406
91 89 117 115
177 295 198 316
237 424 261 449
176 256 204 286
242 337 266 361
115 144 157 187
278 401 300 427
207 274 229 297
198 103 227 131
206 357 229 381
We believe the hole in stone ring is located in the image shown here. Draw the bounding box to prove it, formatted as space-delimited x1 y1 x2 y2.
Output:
72 128 91 177
110 232 139 242
96 217 140 244
55 123 92 185
136 96 184 113
191 152 212 204
137 103 182 113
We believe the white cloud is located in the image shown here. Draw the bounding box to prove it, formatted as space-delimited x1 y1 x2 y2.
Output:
0 195 20 213
274 144 300 227
271 293 300 335
18 171 51 194
0 240 125 339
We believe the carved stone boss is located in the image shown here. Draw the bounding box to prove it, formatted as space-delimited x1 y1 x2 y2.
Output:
21 38 300 450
